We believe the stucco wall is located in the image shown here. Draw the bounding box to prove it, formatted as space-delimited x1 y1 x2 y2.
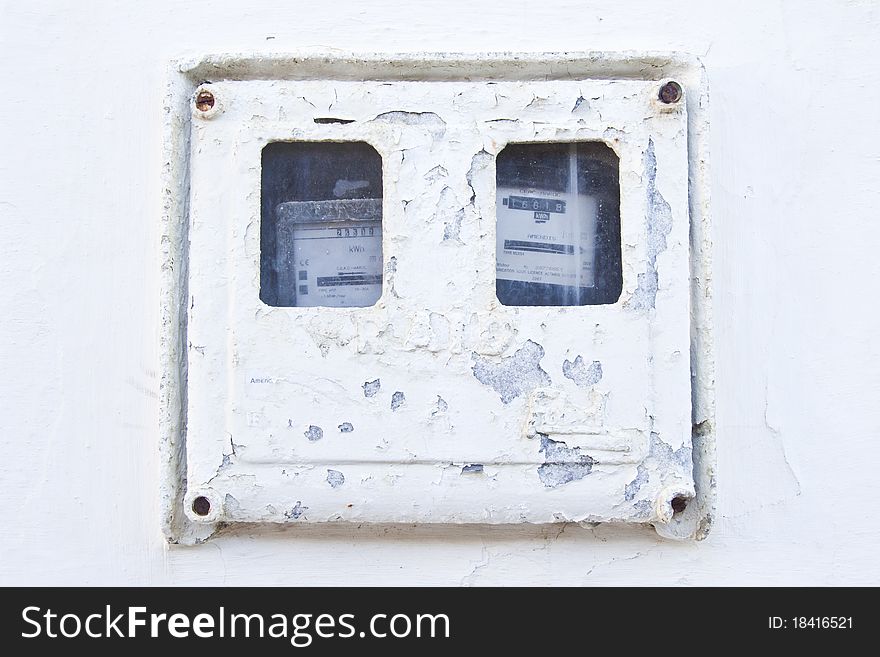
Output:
1 0 878 585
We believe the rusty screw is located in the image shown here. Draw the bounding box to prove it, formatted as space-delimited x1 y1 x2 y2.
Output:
195 90 215 112
192 495 212 516
658 81 683 104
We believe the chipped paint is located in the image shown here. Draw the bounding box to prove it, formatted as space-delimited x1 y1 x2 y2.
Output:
537 436 595 487
161 52 714 543
624 138 673 313
362 379 381 397
326 470 345 488
562 355 603 388
472 340 552 404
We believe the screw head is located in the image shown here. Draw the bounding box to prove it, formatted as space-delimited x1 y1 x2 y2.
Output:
671 496 688 514
658 81 683 104
195 90 215 112
191 495 212 516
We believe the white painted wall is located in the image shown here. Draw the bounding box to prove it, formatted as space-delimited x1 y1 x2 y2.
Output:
1 0 878 585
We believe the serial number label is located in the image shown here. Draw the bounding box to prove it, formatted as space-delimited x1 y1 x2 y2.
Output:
769 617 853 629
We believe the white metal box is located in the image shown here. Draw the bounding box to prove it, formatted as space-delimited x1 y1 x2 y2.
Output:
159 52 714 543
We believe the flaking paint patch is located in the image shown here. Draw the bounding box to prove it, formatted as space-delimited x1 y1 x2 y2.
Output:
326 470 345 488
223 494 241 515
285 501 307 520
461 464 484 474
650 432 693 474
562 356 603 388
632 499 653 518
538 436 595 487
433 396 448 413
471 340 552 404
625 464 648 501
362 379 381 398
391 391 406 411
304 425 323 442
338 422 354 433
625 138 673 312
373 111 447 138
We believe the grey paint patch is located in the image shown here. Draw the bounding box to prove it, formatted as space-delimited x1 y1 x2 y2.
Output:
304 425 323 442
562 356 603 388
471 340 552 404
431 396 448 416
572 95 587 112
443 208 465 242
632 499 653 517
625 138 673 312
625 464 648 501
326 469 345 488
424 164 448 182
373 111 446 138
650 432 693 475
466 150 493 201
391 391 406 411
224 494 241 514
362 379 381 397
461 464 484 474
437 186 466 243
285 501 308 520
338 422 354 433
537 436 595 487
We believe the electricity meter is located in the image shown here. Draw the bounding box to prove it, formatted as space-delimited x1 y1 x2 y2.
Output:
495 142 622 306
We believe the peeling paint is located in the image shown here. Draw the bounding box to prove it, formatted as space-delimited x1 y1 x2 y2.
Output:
431 396 448 416
471 340 552 404
362 379 381 398
223 494 241 514
326 470 345 488
169 53 710 541
625 138 673 312
649 432 693 474
285 501 308 520
562 356 603 388
624 465 648 501
304 425 323 442
537 436 595 487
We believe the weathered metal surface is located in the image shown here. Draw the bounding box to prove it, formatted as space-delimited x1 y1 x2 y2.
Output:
159 52 714 544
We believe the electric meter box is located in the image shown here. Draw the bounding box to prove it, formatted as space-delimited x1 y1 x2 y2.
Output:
159 52 715 543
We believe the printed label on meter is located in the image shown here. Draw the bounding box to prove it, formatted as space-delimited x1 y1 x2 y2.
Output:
291 221 383 307
496 186 598 289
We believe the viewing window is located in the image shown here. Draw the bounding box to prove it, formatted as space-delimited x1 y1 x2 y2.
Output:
495 142 622 306
260 142 383 307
